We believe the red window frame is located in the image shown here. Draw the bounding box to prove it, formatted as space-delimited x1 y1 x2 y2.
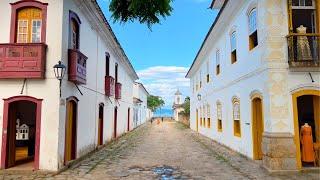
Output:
10 0 48 43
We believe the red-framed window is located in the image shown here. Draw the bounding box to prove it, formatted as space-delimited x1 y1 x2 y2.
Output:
10 0 48 43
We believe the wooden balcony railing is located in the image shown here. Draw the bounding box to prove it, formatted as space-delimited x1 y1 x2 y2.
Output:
68 49 87 84
287 33 320 71
105 76 115 97
0 43 47 79
115 82 122 99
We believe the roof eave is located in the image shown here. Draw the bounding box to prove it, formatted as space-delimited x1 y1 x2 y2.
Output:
185 0 229 78
92 0 139 80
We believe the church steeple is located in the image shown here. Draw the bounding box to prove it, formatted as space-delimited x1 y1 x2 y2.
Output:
174 89 182 105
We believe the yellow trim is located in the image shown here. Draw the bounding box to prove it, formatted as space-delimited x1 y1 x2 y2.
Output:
292 89 320 169
251 97 264 160
317 0 320 33
196 109 198 132
232 98 241 137
217 119 222 132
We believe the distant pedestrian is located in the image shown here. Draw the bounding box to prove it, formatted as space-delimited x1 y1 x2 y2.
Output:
161 117 164 122
151 118 153 124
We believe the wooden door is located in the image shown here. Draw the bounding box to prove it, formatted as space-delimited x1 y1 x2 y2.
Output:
65 100 77 163
98 105 103 146
114 107 117 138
196 109 199 132
252 98 264 160
97 118 103 146
6 103 17 168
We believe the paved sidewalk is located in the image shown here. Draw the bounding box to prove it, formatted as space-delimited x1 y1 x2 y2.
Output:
1 120 319 179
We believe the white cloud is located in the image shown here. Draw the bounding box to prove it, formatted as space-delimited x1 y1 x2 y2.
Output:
137 66 190 108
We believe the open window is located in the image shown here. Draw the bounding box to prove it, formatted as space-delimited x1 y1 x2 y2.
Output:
206 61 210 83
106 53 110 77
200 106 203 126
9 1 48 43
248 8 258 50
199 70 202 89
207 104 211 128
16 8 42 43
217 101 222 132
216 50 221 75
287 0 319 68
68 11 87 84
291 0 317 34
230 31 237 64
69 11 80 50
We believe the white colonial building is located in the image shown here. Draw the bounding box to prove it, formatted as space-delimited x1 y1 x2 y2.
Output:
186 0 319 171
133 82 151 128
0 0 141 171
172 90 184 121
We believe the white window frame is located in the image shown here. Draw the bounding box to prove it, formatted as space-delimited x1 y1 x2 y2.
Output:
216 50 220 66
233 101 240 121
17 20 28 43
249 8 257 35
230 31 237 52
217 102 222 121
292 0 315 9
31 19 42 43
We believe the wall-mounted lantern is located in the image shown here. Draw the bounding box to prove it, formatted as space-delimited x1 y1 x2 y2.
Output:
197 94 201 101
53 61 66 97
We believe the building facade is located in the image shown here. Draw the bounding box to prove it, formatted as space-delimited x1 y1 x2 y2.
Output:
186 0 320 171
133 82 151 128
0 0 140 171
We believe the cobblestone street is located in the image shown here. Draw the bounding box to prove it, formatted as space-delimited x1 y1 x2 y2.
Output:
1 120 319 179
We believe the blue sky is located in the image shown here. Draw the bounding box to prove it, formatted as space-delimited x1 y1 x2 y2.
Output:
97 0 218 108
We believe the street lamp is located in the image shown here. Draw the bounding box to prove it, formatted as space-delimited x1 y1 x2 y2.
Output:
197 94 201 101
53 61 66 97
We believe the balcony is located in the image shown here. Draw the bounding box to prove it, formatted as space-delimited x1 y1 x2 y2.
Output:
0 43 47 79
105 76 115 97
115 82 122 99
287 34 320 71
68 49 87 84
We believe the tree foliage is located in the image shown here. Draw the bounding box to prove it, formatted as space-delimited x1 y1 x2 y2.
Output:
147 95 165 112
181 96 190 116
109 0 173 28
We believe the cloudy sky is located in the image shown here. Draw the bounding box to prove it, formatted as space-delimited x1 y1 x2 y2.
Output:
97 0 218 108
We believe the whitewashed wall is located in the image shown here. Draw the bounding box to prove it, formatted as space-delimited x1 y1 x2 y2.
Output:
188 0 320 159
0 0 64 170
133 83 149 127
0 0 137 171
57 0 136 169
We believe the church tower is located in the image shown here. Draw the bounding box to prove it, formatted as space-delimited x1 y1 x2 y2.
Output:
174 89 182 105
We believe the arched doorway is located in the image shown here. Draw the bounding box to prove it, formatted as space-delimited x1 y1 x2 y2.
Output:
98 104 104 146
127 108 130 132
64 97 78 164
251 97 264 160
292 89 320 168
1 96 42 170
114 107 118 139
